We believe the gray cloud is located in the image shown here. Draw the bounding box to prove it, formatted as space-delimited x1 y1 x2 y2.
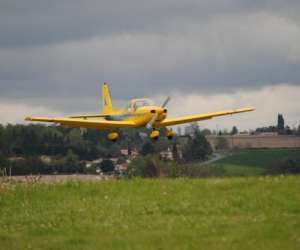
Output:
0 1 300 120
1 1 299 48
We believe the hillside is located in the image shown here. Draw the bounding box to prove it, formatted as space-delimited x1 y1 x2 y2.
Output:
210 149 300 176
1 176 299 250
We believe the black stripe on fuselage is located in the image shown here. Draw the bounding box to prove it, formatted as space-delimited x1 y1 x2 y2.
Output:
105 113 145 121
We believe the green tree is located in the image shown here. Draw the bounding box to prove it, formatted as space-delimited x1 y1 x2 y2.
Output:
285 126 292 135
100 159 115 173
10 157 46 175
0 153 7 167
266 158 300 175
128 155 181 178
230 126 238 135
140 142 155 156
63 149 81 173
0 153 8 176
202 128 212 136
184 122 199 136
85 163 99 174
128 155 158 177
172 142 179 162
182 131 212 162
277 114 285 134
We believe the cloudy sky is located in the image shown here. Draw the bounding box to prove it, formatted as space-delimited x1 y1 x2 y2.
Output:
1 1 299 130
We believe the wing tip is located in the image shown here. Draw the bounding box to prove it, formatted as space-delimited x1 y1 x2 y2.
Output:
245 106 255 112
236 107 255 113
24 116 54 122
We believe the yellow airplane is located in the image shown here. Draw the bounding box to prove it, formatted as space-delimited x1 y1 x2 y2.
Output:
25 83 255 141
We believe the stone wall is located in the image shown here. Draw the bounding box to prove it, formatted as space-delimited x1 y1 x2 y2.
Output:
206 135 300 150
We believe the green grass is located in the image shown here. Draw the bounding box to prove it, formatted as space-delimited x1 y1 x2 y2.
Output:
1 176 300 250
210 149 300 176
215 149 300 168
221 164 265 176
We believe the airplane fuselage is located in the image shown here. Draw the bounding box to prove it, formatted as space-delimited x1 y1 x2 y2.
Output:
104 105 167 128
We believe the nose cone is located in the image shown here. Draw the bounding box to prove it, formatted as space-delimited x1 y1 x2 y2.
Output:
150 107 164 114
146 106 167 121
156 107 167 120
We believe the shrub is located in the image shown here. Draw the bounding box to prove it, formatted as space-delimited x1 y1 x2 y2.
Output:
140 142 155 156
266 158 300 175
128 155 182 178
128 155 225 178
182 131 212 162
100 159 115 173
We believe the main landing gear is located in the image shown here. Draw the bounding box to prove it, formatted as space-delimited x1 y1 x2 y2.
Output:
107 132 119 142
107 128 176 142
150 129 160 140
149 128 176 140
166 128 176 140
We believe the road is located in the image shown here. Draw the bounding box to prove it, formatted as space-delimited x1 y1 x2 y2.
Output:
200 153 226 165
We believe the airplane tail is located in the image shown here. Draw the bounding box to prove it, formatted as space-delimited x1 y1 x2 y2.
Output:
102 82 114 114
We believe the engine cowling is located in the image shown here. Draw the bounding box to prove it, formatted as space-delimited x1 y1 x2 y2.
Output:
107 132 119 142
150 130 160 140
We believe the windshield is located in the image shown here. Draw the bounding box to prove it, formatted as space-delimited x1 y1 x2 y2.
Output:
133 99 154 110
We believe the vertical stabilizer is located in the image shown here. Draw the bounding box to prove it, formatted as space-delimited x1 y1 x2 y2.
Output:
102 82 113 114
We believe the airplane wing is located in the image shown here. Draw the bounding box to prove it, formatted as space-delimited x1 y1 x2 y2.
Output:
159 107 255 127
68 114 108 118
25 117 136 129
69 108 125 119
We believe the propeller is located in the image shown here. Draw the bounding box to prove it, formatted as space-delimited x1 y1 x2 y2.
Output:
146 96 171 129
161 96 170 108
146 113 158 129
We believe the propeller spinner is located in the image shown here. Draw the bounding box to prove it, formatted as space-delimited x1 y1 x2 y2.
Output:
146 96 170 129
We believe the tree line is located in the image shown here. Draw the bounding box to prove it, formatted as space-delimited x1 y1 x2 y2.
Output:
0 124 213 175
0 124 142 175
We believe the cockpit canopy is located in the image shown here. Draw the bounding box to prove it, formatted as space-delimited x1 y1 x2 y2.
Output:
127 98 154 111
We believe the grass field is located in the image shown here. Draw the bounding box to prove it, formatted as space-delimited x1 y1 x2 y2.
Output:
1 176 300 250
210 149 300 176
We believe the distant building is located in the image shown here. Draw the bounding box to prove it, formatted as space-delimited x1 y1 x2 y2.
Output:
120 148 138 158
115 163 129 172
39 155 52 164
206 134 300 150
254 132 278 136
160 147 173 160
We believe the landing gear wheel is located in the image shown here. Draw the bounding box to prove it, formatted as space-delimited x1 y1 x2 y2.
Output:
107 132 119 142
150 129 160 140
166 128 176 140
